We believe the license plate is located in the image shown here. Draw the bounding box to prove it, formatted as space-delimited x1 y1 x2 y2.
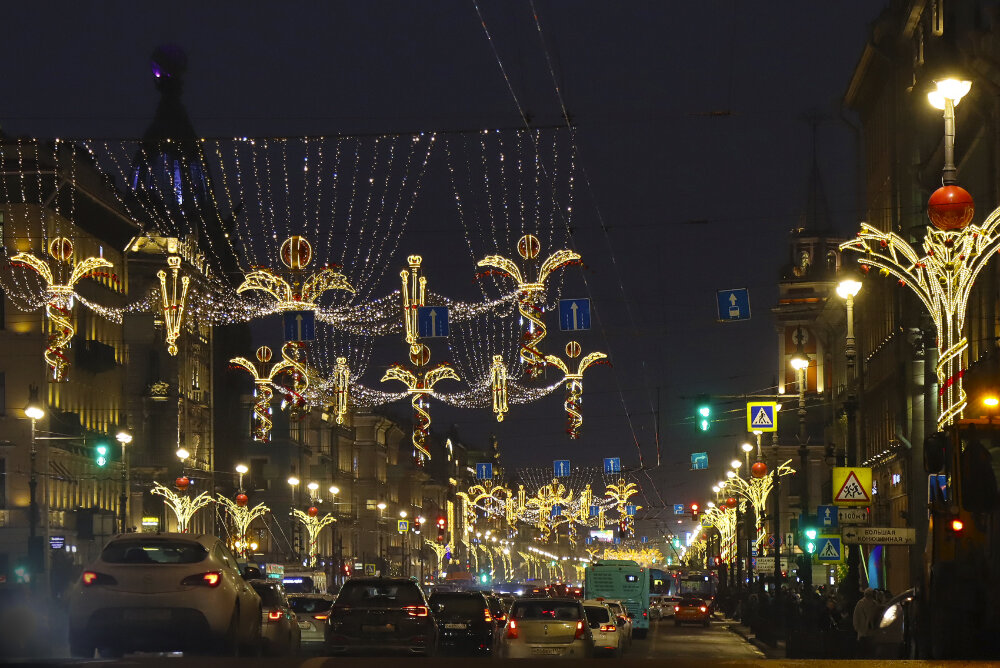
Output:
444 623 467 629
362 624 395 633
531 647 562 655
298 622 312 629
131 609 170 622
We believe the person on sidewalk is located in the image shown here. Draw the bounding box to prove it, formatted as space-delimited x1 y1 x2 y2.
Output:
852 587 880 657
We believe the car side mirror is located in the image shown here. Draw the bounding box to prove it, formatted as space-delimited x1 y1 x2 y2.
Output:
241 566 263 580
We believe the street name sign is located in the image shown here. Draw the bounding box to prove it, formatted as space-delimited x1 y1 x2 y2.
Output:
559 299 591 331
417 306 450 338
716 288 751 322
838 507 869 525
746 402 778 432
842 527 916 545
283 310 315 341
753 557 789 572
832 467 873 506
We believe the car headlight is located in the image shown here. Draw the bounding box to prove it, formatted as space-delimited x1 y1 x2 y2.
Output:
879 603 900 629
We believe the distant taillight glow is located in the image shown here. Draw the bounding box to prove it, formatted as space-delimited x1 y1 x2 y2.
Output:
314 614 329 620
951 519 964 532
506 619 519 639
700 606 707 613
268 610 283 621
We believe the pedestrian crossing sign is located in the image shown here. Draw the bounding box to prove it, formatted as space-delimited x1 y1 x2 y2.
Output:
832 467 872 506
816 535 843 562
746 402 778 432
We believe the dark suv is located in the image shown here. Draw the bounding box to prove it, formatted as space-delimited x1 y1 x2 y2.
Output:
429 591 496 655
325 577 437 655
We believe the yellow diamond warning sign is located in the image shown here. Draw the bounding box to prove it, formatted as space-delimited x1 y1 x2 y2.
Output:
832 467 872 506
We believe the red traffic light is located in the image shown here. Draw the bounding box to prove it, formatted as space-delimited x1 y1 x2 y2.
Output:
951 518 964 532
690 503 699 515
437 517 446 528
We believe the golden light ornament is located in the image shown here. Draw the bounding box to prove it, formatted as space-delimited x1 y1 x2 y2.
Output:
544 344 609 439
157 255 190 356
490 355 509 422
425 538 448 576
237 235 354 314
217 494 270 558
331 356 351 424
605 478 641 536
381 362 460 463
401 255 428 357
229 345 296 442
151 481 213 533
291 507 336 568
278 341 311 416
11 237 115 382
722 459 795 551
477 235 582 378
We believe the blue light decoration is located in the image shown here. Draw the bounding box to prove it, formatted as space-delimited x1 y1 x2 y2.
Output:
445 548 452 560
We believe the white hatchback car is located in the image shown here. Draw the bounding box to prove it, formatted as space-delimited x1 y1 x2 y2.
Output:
67 533 262 657
583 600 624 657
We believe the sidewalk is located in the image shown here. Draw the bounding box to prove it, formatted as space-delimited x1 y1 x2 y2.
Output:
725 618 786 660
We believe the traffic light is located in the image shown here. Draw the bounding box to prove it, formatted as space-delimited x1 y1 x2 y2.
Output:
412 517 422 534
796 517 817 554
696 398 712 432
436 517 446 543
94 443 109 467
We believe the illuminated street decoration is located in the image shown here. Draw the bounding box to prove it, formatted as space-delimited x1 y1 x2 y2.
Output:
217 494 269 558
401 255 427 356
425 539 447 576
704 504 738 562
11 237 114 382
237 235 354 313
382 362 460 463
477 235 581 377
842 210 1000 428
545 343 609 438
229 346 295 442
278 341 311 416
157 255 190 356
605 479 641 536
723 459 794 550
600 547 663 568
457 480 514 526
151 482 213 533
292 507 336 568
490 355 509 422
331 356 351 424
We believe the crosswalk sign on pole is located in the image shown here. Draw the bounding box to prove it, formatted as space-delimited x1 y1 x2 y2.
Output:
746 402 778 432
816 536 843 562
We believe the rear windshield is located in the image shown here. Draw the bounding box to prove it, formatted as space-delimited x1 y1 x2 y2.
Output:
430 594 486 616
681 598 705 606
251 583 285 606
511 601 582 621
585 606 610 624
101 539 208 564
289 597 334 613
337 582 424 606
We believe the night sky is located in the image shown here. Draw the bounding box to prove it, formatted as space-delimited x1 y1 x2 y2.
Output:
1 2 881 522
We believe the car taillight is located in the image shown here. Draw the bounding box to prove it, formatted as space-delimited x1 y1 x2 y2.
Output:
600 624 616 632
403 606 429 617
484 608 493 623
268 610 283 621
643 611 648 618
180 571 222 587
506 619 519 639
700 606 707 613
81 571 117 587
574 620 585 640
496 613 506 622
314 613 330 620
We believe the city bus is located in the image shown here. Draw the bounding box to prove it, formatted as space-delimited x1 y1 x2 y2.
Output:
584 559 650 638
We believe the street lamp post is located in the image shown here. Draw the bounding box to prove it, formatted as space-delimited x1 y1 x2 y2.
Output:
400 510 409 577
288 476 300 561
377 502 387 573
329 486 340 584
790 338 810 515
116 430 132 533
25 395 45 583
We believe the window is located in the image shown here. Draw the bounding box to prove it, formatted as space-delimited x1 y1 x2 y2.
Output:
101 538 208 564
250 457 269 491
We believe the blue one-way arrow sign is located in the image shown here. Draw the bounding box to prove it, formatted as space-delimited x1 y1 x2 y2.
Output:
417 306 450 338
554 460 571 477
559 299 591 331
475 463 493 480
716 288 751 322
284 310 315 341
604 457 621 474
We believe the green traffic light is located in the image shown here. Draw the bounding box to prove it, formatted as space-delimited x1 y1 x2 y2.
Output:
698 406 711 418
804 528 817 540
95 444 109 467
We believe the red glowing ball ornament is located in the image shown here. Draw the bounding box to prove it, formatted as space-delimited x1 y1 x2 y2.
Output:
726 497 738 509
751 462 768 479
175 476 190 490
308 506 319 517
928 185 974 231
235 493 249 507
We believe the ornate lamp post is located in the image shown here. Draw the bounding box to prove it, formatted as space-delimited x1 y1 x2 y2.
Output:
116 430 132 533
25 394 45 581
790 340 810 512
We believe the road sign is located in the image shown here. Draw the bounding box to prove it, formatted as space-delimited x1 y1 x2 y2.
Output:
417 306 449 338
842 527 916 545
838 507 869 524
691 452 708 470
475 462 493 480
604 457 621 474
716 288 751 322
397 520 409 533
816 536 843 562
625 504 637 516
364 564 376 576
832 467 872 506
641 535 648 543
766 533 782 548
700 516 714 528
817 505 839 529
746 402 778 432
673 504 686 515
554 460 571 477
559 299 591 331
753 556 789 572
283 310 315 341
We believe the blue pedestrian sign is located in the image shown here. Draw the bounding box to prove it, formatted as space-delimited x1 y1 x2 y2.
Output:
604 457 621 474
417 306 449 338
559 299 591 331
284 310 315 341
475 463 493 480
691 452 708 470
673 504 686 515
816 536 843 562
554 460 571 477
746 402 778 433
716 288 751 322
817 505 839 529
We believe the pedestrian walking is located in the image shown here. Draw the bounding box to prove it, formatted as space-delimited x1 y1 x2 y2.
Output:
852 587 880 657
